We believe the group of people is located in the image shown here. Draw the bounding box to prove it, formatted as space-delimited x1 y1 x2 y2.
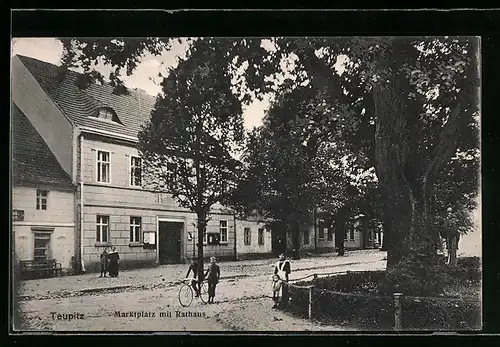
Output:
99 247 120 277
184 253 291 309
100 246 291 309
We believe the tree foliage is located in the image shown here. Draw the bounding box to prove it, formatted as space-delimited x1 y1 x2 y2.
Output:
230 81 383 258
59 38 173 94
60 37 480 294
136 39 245 274
231 85 323 258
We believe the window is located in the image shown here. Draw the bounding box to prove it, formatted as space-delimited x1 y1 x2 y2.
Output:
244 228 251 245
95 107 121 123
36 189 48 210
304 230 310 245
97 150 110 183
258 228 264 245
98 108 114 120
130 156 142 186
203 232 207 244
130 217 142 243
350 229 355 240
96 215 110 242
219 220 228 243
33 232 51 262
318 220 325 239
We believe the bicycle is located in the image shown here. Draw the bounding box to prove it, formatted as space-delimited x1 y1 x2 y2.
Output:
178 278 209 307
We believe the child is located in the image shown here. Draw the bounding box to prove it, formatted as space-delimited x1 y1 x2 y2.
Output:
204 257 220 304
99 248 108 277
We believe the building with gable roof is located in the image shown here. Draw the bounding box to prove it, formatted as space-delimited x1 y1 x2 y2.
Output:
12 104 77 273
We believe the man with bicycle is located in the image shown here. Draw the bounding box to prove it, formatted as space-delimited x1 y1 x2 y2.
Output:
185 259 202 297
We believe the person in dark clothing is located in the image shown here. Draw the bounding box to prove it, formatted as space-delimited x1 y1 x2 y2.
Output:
99 248 108 277
276 236 285 256
186 259 201 297
273 253 291 309
108 247 120 277
204 257 220 304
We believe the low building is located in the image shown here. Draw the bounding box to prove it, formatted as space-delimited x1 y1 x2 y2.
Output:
235 216 273 260
12 104 77 273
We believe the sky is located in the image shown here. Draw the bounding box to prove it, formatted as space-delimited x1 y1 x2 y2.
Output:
11 37 269 130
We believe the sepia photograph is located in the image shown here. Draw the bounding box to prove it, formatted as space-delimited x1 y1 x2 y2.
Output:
10 36 481 332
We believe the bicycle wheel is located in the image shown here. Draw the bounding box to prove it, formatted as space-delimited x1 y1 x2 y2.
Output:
199 282 209 304
178 284 193 307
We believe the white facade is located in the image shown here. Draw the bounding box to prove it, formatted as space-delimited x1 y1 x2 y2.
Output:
12 186 76 271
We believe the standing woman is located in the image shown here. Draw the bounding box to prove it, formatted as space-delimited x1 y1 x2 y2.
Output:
273 253 291 309
108 247 120 277
204 257 220 304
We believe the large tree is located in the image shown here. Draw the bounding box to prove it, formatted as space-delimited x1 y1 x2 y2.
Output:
137 39 244 280
367 38 479 275
244 37 479 293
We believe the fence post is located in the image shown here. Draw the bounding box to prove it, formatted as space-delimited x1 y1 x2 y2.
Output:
393 292 403 331
308 285 314 321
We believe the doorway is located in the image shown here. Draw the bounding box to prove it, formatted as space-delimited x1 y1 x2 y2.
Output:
33 232 51 262
158 221 183 264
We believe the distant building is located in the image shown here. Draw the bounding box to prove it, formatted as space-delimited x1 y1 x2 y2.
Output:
12 104 77 273
235 216 273 260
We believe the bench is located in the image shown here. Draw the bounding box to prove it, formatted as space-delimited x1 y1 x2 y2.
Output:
20 259 63 280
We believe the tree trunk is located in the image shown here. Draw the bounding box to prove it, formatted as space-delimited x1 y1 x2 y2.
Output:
196 211 208 286
376 160 413 269
408 187 439 268
194 121 205 286
373 74 433 269
362 217 369 249
335 213 346 256
380 219 389 251
291 222 301 260
447 232 458 266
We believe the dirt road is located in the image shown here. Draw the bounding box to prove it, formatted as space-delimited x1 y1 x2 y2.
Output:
16 251 386 332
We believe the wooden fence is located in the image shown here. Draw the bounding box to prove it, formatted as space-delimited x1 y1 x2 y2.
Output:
285 270 481 331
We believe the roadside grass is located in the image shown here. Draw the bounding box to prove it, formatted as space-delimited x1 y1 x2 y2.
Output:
286 256 481 331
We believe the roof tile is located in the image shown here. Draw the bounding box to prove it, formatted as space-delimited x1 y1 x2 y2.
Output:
17 55 157 138
12 104 74 188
